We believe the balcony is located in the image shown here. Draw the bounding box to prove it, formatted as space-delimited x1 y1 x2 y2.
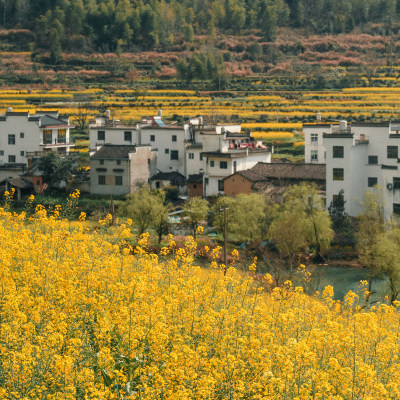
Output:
40 138 72 147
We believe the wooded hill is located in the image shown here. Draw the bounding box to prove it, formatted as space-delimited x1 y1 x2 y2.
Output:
3 0 400 55
1 0 400 88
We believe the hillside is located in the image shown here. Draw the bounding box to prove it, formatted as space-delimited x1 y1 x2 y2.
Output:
1 0 400 89
0 25 399 90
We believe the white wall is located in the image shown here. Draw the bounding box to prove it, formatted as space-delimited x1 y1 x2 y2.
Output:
186 148 204 176
204 151 271 196
141 127 186 175
303 125 328 164
89 126 139 149
323 124 400 218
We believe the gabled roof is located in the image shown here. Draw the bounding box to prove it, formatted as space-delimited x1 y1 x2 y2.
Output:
151 171 186 185
91 144 138 159
40 115 71 128
6 177 33 189
187 173 203 184
225 162 326 182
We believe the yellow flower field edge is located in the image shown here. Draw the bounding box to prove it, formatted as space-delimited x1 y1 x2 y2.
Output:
1 203 400 399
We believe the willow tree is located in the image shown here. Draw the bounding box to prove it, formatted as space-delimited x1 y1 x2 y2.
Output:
268 183 333 272
356 189 385 297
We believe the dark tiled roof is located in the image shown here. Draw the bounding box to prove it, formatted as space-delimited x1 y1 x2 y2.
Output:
225 131 250 138
5 111 29 116
187 173 203 184
151 171 186 185
92 144 138 159
7 177 33 189
231 162 326 182
40 115 69 127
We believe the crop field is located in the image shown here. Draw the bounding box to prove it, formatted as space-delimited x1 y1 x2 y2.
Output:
2 86 400 153
1 201 400 399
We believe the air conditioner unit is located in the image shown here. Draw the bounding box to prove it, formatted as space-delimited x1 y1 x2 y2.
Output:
387 183 393 190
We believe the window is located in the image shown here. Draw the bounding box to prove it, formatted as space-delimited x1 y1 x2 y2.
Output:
20 132 24 138
98 130 105 141
171 150 178 160
165 149 169 154
57 129 66 143
205 178 209 184
368 155 378 164
150 135 155 142
115 176 123 186
0 150 4 156
387 146 398 159
124 131 132 141
43 129 52 144
210 160 215 167
368 177 378 187
218 180 224 192
8 134 15 145
220 161 228 169
333 168 344 181
394 204 400 215
311 150 318 162
394 177 400 190
98 175 106 185
172 135 177 142
20 151 24 156
233 161 237 172
311 133 318 143
8 155 15 163
100 160 104 165
189 153 194 159
200 154 203 161
333 146 344 158
116 160 121 165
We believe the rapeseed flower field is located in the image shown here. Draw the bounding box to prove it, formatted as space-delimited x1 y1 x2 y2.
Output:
1 196 400 399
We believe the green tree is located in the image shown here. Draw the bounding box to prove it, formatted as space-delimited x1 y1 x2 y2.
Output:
182 23 194 42
119 186 169 238
213 193 267 245
228 193 267 244
268 183 333 271
356 189 386 297
38 152 77 188
374 226 400 304
328 189 355 246
183 196 209 238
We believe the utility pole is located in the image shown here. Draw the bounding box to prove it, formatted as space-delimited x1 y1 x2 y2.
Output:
223 199 227 275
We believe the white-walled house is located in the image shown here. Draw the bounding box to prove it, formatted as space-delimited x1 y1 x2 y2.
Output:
323 121 400 218
303 123 332 164
90 144 157 195
198 130 271 197
0 110 74 166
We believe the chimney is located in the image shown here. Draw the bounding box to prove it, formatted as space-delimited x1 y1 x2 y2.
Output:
339 120 347 131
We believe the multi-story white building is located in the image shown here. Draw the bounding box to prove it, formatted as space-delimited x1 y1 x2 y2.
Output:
90 144 157 195
89 112 271 196
0 109 74 166
322 121 400 218
303 123 331 164
90 114 189 176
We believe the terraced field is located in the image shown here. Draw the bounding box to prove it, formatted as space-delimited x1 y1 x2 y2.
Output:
3 86 400 158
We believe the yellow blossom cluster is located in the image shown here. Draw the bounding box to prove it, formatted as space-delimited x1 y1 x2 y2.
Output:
0 206 400 398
